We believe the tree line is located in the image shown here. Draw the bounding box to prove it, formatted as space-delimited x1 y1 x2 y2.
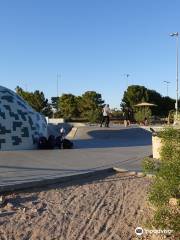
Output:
16 86 104 122
16 85 178 122
121 85 178 122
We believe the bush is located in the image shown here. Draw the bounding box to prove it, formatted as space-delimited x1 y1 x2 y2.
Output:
86 109 102 123
168 110 175 124
142 128 180 233
142 157 158 174
153 206 180 232
134 108 152 123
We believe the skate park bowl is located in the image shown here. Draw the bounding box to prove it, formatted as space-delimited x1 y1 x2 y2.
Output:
72 126 152 149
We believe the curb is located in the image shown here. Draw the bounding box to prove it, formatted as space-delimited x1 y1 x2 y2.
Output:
113 167 155 178
0 167 155 195
0 168 114 194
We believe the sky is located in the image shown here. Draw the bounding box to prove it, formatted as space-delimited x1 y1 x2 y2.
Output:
0 0 180 108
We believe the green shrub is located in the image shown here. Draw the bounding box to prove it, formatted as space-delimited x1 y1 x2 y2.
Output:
168 110 175 124
134 108 152 122
86 109 102 123
142 157 159 174
142 128 180 233
153 206 180 232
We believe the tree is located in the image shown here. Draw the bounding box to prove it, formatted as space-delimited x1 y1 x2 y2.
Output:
161 97 175 117
58 94 79 120
51 96 62 118
121 85 148 111
16 86 53 117
121 85 149 122
80 91 104 122
121 85 177 119
53 91 104 122
147 90 176 117
51 97 60 112
81 91 104 111
75 96 83 117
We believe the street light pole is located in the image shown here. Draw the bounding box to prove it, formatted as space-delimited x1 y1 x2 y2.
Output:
124 74 130 88
57 73 61 97
170 32 179 120
57 73 59 97
163 81 170 96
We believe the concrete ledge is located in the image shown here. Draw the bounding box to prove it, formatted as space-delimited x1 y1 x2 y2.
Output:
113 167 136 176
66 127 78 139
69 122 87 127
136 172 145 177
113 167 128 173
0 168 114 194
48 118 65 124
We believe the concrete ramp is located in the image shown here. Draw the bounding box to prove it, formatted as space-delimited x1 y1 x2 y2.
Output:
47 123 72 137
73 125 152 149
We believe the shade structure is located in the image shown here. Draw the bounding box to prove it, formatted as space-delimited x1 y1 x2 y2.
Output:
134 102 157 107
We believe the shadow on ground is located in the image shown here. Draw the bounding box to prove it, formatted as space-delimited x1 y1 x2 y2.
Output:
73 127 152 149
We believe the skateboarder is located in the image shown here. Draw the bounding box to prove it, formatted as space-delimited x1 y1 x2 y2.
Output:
100 104 111 127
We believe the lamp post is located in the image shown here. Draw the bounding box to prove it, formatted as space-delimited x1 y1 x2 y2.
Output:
170 32 179 120
163 81 170 96
56 73 61 113
123 74 130 88
57 73 60 97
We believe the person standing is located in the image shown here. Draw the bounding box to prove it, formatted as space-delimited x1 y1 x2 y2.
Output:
100 104 111 127
123 108 131 127
123 112 128 127
144 117 148 126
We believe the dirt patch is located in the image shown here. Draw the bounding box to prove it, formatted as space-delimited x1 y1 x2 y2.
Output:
0 173 152 240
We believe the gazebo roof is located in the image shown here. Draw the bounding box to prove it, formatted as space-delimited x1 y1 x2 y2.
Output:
134 102 157 107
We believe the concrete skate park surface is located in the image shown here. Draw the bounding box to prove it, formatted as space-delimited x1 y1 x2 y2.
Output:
0 125 152 192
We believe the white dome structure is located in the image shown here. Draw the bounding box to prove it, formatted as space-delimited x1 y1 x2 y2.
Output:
0 86 47 150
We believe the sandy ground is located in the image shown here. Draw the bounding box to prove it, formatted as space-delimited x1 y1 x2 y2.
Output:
0 172 153 240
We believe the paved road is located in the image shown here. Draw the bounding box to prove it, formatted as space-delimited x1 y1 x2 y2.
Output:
0 125 152 192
